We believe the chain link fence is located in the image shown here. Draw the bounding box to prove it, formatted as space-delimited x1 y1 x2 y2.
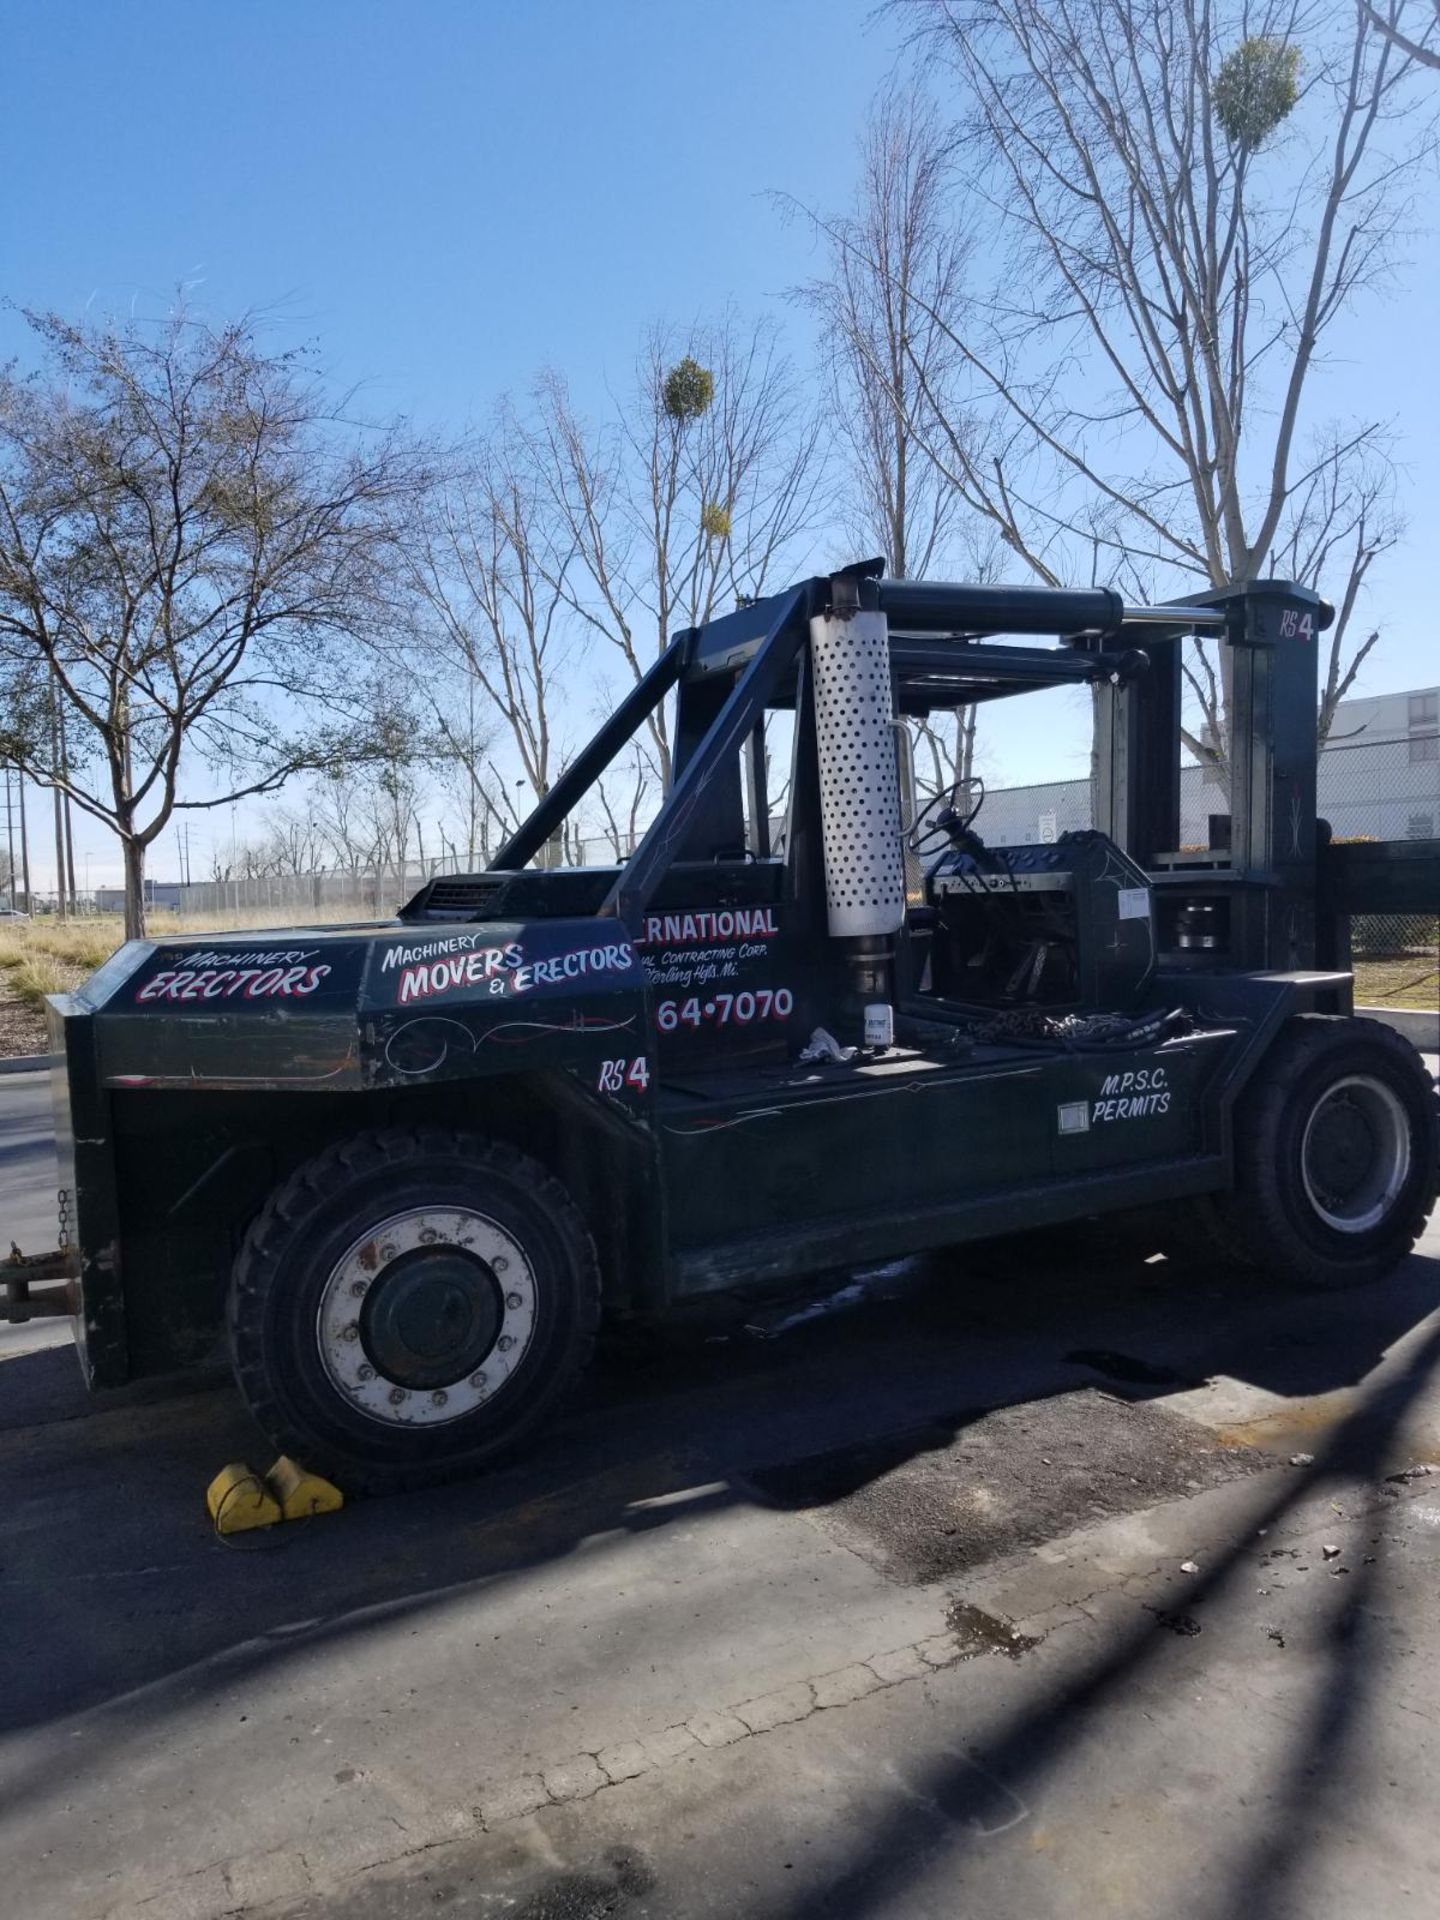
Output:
167 833 643 925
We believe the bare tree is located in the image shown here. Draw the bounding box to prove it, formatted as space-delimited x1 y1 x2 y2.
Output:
839 1 1437 776
0 306 419 935
259 803 328 877
311 765 371 880
593 743 654 860
794 93 994 808
795 94 972 580
302 745 428 911
529 313 823 786
402 431 575 856
1364 0 1440 68
358 680 437 901
428 676 506 866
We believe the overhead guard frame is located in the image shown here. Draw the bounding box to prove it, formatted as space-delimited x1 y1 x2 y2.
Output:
488 566 1259 935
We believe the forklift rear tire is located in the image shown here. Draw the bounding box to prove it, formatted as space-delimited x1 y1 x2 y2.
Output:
228 1128 600 1492
1209 1015 1437 1290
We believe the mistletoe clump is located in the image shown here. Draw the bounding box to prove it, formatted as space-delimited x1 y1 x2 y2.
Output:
1215 36 1301 149
662 356 714 421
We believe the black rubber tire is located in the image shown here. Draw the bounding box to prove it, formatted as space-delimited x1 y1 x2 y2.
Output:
228 1128 600 1491
1207 1015 1438 1290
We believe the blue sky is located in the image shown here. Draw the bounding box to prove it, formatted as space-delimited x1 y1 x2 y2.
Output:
2 0 1436 888
1 0 883 428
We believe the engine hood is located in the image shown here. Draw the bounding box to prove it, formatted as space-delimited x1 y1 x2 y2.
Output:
55 918 647 1090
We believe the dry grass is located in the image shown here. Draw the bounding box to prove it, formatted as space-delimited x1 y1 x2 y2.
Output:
1353 957 1440 1012
2 922 120 971
0 920 126 1007
12 952 79 1006
0 935 98 1011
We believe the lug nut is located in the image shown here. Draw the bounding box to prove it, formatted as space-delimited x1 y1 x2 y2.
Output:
357 1363 374 1381
431 1389 448 1407
388 1386 407 1405
469 1371 487 1390
497 1335 514 1353
350 1279 368 1297
506 1292 522 1310
493 1256 509 1273
341 1322 360 1342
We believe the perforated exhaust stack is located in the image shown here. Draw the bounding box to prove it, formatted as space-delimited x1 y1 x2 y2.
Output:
809 588 905 1037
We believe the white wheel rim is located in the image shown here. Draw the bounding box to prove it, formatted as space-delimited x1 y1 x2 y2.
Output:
316 1206 538 1426
1299 1074 1411 1235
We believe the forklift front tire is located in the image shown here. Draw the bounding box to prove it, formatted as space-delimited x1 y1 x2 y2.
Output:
1214 1016 1437 1291
228 1128 600 1492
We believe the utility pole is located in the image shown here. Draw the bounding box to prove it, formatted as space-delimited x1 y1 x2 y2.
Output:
17 764 31 911
4 763 15 909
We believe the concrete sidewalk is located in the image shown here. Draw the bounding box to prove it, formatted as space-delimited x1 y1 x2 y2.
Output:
266 1464 1440 1920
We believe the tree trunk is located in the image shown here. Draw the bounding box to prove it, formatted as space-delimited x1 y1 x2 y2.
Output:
122 838 147 941
957 706 977 789
59 701 78 912
52 785 67 923
64 790 77 914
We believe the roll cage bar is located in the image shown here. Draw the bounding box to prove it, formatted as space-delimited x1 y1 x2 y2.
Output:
489 559 1331 939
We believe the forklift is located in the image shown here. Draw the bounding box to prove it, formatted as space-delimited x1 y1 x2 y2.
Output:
7 562 1437 1489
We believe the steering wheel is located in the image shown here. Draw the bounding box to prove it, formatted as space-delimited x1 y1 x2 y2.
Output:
907 775 985 857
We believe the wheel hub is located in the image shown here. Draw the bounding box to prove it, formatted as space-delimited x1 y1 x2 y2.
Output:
359 1248 502 1390
1300 1075 1411 1235
317 1207 537 1426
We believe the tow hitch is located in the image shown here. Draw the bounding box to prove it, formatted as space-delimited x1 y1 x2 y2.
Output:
2 1244 79 1323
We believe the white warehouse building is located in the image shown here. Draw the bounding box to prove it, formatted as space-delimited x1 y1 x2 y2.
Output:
980 684 1440 848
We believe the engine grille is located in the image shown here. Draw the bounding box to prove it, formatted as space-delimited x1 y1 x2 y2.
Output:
404 876 507 922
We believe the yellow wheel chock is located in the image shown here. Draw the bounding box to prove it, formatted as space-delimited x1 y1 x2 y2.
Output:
206 1456 344 1534
266 1455 345 1520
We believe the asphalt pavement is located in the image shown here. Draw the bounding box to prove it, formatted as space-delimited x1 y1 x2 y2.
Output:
1 1068 1438 1920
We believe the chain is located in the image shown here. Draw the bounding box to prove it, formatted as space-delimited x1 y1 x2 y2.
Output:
57 1188 70 1251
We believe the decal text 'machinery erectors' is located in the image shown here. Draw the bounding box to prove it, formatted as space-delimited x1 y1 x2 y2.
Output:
137 963 332 1003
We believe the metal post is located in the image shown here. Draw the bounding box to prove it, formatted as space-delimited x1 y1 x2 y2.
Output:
3 764 14 909
16 765 30 912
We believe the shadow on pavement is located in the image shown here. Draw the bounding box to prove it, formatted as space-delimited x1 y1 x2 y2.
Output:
0 1227 1436 1876
741 1313 1440 1920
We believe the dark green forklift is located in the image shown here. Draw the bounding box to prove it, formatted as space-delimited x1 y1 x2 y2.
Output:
10 563 1438 1488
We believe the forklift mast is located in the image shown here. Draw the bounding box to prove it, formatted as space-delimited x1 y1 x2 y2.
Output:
1091 580 1332 978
